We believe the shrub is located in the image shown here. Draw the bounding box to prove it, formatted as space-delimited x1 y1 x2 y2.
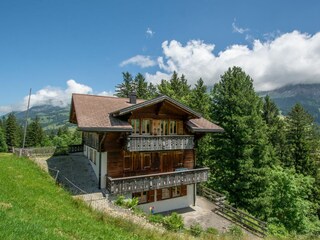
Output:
124 197 139 209
226 225 243 239
163 212 184 231
114 195 125 206
148 214 164 224
206 227 219 235
190 223 203 237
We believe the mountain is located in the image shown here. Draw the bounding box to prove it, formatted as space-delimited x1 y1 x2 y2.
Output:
4 83 320 130
259 83 320 124
7 105 74 131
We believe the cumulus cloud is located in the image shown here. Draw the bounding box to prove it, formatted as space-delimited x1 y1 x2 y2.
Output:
0 80 113 115
146 27 155 38
120 55 156 68
144 31 320 91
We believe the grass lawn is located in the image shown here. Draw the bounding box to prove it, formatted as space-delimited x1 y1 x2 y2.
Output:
0 153 180 240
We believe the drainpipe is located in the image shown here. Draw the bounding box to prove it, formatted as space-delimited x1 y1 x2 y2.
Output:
98 133 107 189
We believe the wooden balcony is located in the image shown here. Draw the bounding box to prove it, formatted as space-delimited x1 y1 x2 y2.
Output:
106 167 209 194
125 135 194 152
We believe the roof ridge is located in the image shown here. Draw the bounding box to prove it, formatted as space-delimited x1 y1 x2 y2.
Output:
72 93 144 101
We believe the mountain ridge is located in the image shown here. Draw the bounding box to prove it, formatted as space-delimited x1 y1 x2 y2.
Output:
3 83 320 128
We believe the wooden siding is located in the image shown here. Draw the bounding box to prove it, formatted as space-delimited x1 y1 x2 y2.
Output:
183 149 194 169
107 151 123 178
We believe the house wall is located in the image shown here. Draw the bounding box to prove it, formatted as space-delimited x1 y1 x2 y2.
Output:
83 145 107 189
138 184 194 213
108 184 195 214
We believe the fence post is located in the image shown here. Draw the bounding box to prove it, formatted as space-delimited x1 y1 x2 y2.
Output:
55 170 60 183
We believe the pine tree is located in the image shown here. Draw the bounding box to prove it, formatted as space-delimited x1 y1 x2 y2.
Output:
208 66 273 212
189 78 210 118
115 72 134 97
157 71 191 104
26 117 44 147
5 113 21 148
286 103 318 176
0 127 8 152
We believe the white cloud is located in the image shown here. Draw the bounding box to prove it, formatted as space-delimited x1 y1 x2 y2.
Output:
0 80 114 115
146 27 155 38
232 20 249 34
145 31 320 91
120 55 156 68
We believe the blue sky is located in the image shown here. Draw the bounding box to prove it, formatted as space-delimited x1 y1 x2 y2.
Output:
1 0 320 114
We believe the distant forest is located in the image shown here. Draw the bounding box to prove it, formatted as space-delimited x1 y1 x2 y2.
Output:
0 67 319 236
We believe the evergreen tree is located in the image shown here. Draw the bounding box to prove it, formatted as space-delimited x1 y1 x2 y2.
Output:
25 117 44 147
158 71 191 104
262 96 288 166
115 72 157 99
5 113 21 148
208 66 273 212
115 72 134 98
286 103 318 176
0 127 8 152
189 78 210 118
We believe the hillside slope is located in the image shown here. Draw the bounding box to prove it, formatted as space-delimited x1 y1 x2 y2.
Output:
0 153 179 240
260 84 320 124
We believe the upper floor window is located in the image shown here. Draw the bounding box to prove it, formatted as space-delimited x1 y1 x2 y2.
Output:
160 120 168 135
141 119 151 135
169 120 177 135
131 119 140 135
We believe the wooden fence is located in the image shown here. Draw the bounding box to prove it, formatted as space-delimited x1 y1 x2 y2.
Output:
197 185 267 237
13 145 84 158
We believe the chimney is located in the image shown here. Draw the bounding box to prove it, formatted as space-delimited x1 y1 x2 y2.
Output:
129 92 137 104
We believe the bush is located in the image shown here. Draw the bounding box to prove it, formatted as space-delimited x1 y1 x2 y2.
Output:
148 214 164 224
114 195 125 206
206 227 219 235
163 212 184 231
190 223 203 237
226 225 243 239
124 197 139 209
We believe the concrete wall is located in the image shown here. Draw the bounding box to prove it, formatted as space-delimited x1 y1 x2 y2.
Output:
137 184 194 213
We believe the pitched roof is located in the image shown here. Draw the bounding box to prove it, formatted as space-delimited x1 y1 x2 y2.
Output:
70 93 223 133
187 118 224 133
70 94 145 131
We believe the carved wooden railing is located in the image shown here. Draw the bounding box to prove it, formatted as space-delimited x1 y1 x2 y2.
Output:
126 135 194 152
106 167 209 194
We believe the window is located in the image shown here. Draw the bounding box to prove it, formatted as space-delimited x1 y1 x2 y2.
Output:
131 119 140 135
172 186 181 197
162 188 171 199
169 120 177 135
132 191 154 204
160 120 168 135
141 119 151 135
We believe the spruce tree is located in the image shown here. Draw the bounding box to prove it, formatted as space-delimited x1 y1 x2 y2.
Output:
26 117 44 147
286 103 318 176
0 127 8 152
209 66 273 213
5 113 21 148
189 78 210 118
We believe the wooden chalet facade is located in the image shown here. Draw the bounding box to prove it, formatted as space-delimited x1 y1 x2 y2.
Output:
70 93 223 213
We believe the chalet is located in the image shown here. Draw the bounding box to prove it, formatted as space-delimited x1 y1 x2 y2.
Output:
69 93 223 213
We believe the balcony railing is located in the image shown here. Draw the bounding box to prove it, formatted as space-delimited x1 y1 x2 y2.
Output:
106 167 209 194
126 135 194 152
